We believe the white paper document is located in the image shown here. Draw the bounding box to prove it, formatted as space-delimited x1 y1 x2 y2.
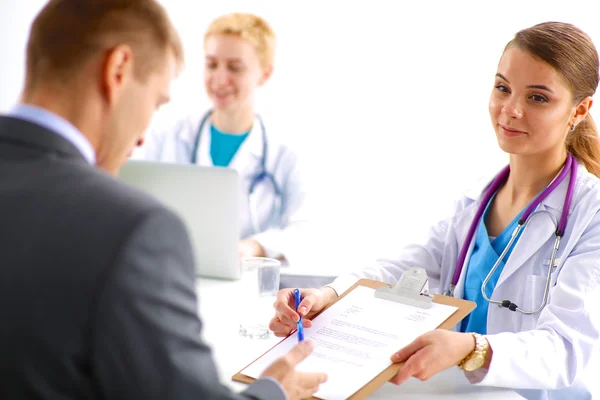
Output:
241 286 458 400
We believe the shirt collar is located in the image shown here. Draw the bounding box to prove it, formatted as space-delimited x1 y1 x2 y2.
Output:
7 104 96 164
466 159 586 213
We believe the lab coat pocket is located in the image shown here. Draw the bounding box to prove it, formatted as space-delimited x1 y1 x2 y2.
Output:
521 274 545 331
542 258 561 287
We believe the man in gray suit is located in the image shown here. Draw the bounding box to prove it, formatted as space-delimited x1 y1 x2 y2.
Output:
0 1 326 399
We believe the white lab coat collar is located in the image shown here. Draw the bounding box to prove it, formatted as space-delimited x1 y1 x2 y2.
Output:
540 160 587 212
228 118 264 172
194 111 264 172
463 159 588 213
178 110 205 143
458 159 589 291
450 203 478 300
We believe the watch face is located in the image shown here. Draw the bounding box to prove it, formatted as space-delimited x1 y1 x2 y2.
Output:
464 356 485 371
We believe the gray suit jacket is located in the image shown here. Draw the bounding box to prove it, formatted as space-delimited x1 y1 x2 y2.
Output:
0 116 284 400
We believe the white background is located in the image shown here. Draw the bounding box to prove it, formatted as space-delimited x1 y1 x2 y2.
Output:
2 1 600 274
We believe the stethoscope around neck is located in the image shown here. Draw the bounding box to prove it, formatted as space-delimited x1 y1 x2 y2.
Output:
445 153 577 315
191 110 282 234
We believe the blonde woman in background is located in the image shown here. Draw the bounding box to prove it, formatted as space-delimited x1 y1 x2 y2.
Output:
139 13 307 263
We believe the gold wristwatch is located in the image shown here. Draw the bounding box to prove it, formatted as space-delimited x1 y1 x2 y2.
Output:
458 333 488 371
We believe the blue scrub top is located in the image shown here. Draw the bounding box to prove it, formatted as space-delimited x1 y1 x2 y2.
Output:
209 124 249 167
460 193 526 334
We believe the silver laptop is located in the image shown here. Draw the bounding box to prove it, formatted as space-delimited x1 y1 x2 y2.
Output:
118 160 241 280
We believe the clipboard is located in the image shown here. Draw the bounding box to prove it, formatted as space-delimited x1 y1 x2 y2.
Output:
233 268 476 399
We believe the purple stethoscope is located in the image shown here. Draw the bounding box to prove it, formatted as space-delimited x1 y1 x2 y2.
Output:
445 153 577 315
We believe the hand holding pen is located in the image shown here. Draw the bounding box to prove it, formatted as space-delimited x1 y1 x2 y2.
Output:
294 289 304 341
269 287 339 338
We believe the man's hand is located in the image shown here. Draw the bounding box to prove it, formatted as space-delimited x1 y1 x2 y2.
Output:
260 340 328 400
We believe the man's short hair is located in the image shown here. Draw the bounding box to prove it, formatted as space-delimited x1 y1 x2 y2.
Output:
25 0 184 91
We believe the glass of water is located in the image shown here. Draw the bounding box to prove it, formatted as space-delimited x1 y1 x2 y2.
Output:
238 257 281 339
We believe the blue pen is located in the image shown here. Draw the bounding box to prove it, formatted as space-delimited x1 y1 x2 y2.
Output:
294 288 304 342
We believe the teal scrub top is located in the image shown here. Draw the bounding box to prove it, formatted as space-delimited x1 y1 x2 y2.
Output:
460 193 526 334
209 124 250 167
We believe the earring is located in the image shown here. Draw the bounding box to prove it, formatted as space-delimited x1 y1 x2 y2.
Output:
571 124 576 132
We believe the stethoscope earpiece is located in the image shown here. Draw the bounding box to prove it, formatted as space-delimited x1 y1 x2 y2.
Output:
501 300 518 312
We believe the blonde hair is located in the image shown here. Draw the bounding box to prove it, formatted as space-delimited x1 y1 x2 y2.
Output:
26 0 184 91
204 13 275 68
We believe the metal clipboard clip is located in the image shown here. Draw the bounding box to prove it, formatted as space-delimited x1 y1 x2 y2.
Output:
374 267 434 309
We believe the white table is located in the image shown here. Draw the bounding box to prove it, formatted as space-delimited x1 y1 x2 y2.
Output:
196 277 524 399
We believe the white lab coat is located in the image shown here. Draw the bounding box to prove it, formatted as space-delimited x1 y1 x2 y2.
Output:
330 161 600 400
136 111 308 260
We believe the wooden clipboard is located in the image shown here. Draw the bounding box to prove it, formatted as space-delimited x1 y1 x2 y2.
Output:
232 278 476 399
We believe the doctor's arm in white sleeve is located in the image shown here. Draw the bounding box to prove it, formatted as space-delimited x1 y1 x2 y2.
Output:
468 211 600 390
327 195 470 296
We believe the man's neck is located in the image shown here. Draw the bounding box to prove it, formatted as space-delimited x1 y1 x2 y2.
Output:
22 88 100 150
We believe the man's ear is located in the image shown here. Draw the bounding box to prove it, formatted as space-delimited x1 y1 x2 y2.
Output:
102 44 134 106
